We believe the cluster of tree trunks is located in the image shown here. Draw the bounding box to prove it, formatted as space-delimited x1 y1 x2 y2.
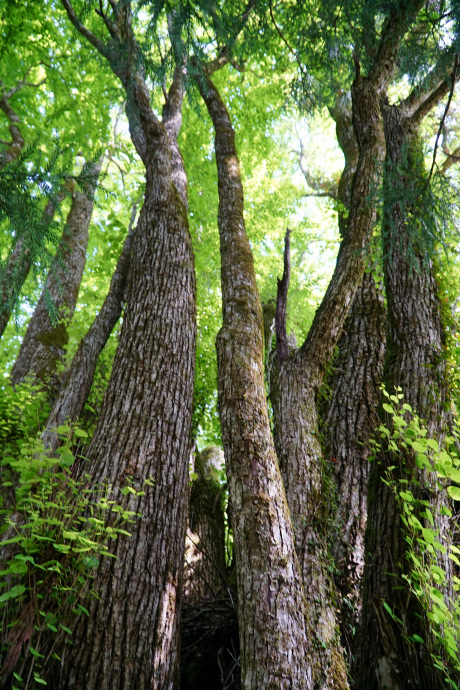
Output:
2 1 460 689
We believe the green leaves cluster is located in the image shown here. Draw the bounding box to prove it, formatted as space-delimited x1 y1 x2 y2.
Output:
373 386 460 686
0 423 150 689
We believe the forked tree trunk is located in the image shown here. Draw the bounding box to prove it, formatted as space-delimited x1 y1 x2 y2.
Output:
322 93 386 657
269 6 425 684
197 68 311 689
10 165 101 390
57 4 196 689
356 101 453 690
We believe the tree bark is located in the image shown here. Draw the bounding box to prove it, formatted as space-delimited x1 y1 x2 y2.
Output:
270 6 425 687
56 4 196 689
42 217 133 451
10 164 101 390
322 92 386 657
270 17 412 690
183 446 227 601
197 68 311 689
357 97 453 690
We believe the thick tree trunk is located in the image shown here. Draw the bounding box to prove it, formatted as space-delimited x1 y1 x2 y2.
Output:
322 92 386 657
57 4 196 689
42 219 133 450
271 7 424 686
10 167 100 389
197 69 311 689
357 104 452 690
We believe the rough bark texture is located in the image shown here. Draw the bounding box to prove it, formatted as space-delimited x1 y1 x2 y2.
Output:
10 170 100 389
323 272 386 650
271 7 426 687
322 92 387 658
357 99 453 690
42 221 133 451
198 70 311 689
56 4 196 689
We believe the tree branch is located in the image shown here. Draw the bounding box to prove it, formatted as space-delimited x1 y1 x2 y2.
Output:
61 0 107 55
367 0 425 92
275 229 291 366
426 53 458 184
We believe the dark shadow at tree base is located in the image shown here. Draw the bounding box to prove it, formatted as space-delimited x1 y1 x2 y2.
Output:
180 593 240 690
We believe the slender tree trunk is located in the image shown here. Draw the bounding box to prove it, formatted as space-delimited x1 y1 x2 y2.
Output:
41 217 133 450
0 193 65 339
10 165 101 389
57 4 196 688
322 92 387 657
357 103 452 690
197 68 311 689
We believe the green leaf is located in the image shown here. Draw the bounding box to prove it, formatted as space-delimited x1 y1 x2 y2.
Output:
0 584 26 602
382 403 394 414
421 528 436 544
411 441 427 453
447 486 460 501
411 634 424 643
73 428 88 439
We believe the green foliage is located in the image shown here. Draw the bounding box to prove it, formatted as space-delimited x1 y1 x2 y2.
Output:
372 386 460 685
0 423 150 689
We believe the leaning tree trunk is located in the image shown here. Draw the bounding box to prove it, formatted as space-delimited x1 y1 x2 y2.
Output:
269 6 425 684
56 4 196 689
197 67 311 689
356 97 454 690
42 215 134 451
322 92 386 658
10 163 101 390
0 191 66 339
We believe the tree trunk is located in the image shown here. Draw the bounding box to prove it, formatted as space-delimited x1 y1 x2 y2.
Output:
42 216 133 451
356 101 453 690
10 165 101 390
322 92 386 657
181 447 240 690
0 192 65 339
183 446 227 601
270 7 425 686
57 4 196 689
197 68 311 689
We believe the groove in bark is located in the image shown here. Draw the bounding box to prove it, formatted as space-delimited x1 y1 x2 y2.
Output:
322 92 386 660
197 68 311 689
10 162 101 390
357 100 453 690
271 6 425 686
57 4 196 689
